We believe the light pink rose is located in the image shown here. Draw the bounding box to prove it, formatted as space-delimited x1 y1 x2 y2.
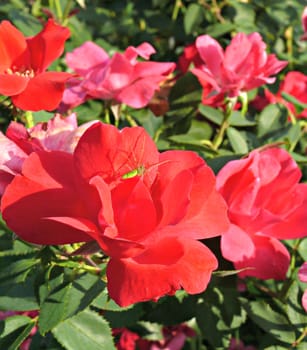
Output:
0 113 97 195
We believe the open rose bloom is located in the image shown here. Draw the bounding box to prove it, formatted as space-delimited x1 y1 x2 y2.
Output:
251 71 307 118
1 122 229 306
0 19 71 111
60 41 175 111
190 32 287 103
217 148 307 280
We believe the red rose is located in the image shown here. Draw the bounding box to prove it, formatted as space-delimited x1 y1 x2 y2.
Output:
253 71 307 118
0 19 71 111
1 122 229 306
217 148 307 280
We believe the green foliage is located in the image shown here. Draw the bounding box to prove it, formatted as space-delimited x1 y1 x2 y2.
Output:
0 315 36 350
52 309 115 350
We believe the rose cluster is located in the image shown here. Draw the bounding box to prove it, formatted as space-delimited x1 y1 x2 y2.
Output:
0 17 306 312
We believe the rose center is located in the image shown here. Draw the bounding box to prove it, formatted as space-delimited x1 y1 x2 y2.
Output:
5 66 35 78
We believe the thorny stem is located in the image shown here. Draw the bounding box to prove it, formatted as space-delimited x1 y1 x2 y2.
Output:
290 327 307 348
104 106 111 124
199 0 227 23
53 0 63 22
62 0 74 25
212 97 237 150
253 282 280 299
172 0 183 21
125 113 138 127
285 26 294 71
24 111 34 128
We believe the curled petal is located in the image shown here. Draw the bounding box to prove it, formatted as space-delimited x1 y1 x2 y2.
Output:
107 238 217 306
0 20 27 71
0 73 28 96
1 151 94 244
298 262 307 283
221 224 255 262
66 41 109 75
27 18 70 72
11 71 71 111
235 235 290 280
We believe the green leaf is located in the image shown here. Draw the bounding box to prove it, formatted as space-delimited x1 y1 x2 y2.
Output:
229 111 256 126
213 268 252 277
281 92 307 112
167 73 201 120
0 315 36 350
196 286 246 348
66 273 106 316
290 152 307 164
257 104 288 138
74 100 103 122
298 239 307 260
8 9 42 36
103 303 144 328
52 309 115 350
286 123 302 146
38 271 107 334
168 120 214 151
286 283 307 329
132 108 163 138
92 288 131 312
144 295 197 326
0 274 38 311
38 281 72 335
28 332 64 350
198 104 224 125
206 154 241 174
32 110 54 123
0 230 36 257
0 254 39 285
205 22 235 38
240 298 296 344
184 3 204 34
226 127 249 154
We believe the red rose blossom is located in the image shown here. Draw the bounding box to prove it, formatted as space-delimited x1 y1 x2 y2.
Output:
217 148 307 280
0 19 71 111
251 71 307 118
1 122 229 306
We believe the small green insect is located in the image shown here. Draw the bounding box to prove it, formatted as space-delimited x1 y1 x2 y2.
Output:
121 160 173 180
122 165 146 179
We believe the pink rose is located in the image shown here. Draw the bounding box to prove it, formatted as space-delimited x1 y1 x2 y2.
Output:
60 41 175 111
217 148 307 280
0 113 96 195
191 32 287 99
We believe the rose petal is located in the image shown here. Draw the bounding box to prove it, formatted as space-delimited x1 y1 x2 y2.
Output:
235 235 290 280
11 71 71 111
107 238 217 306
